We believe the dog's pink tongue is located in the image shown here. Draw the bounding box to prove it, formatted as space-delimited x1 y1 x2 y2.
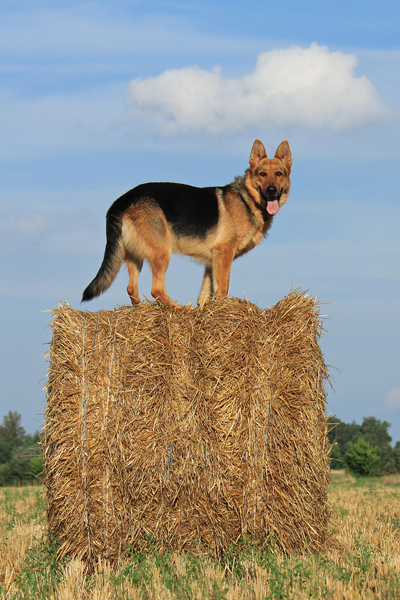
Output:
267 200 280 215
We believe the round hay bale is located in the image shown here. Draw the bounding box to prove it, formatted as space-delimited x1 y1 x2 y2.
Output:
44 291 332 565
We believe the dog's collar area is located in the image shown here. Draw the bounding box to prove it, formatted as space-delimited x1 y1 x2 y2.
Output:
253 197 271 221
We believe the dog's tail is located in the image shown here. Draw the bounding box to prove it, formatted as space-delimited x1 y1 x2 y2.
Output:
81 214 125 302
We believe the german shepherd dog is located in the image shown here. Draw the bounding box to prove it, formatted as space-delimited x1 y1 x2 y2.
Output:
82 140 292 307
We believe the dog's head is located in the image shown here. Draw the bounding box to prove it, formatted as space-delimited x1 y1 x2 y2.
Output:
246 140 292 215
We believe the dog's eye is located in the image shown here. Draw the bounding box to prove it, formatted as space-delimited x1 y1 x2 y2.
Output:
276 171 283 177
259 171 267 177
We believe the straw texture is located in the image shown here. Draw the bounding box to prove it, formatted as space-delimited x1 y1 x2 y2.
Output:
44 291 332 565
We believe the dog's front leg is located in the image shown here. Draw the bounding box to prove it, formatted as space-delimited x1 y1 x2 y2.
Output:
212 245 235 300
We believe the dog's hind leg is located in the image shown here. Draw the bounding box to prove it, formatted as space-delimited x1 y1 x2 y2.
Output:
198 265 214 305
126 258 143 305
149 251 180 308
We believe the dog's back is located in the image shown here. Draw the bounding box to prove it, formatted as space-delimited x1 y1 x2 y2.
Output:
109 182 220 238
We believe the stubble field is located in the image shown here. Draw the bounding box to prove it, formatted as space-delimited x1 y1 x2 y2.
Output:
0 471 399 599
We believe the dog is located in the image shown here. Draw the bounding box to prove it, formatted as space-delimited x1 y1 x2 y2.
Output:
82 139 292 307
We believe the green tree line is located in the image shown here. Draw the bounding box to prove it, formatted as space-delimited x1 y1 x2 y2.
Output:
1 411 400 484
329 415 400 476
0 411 43 485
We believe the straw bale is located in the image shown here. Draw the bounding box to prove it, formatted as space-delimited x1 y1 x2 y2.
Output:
44 291 332 565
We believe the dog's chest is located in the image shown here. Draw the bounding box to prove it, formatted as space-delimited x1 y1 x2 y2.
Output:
235 217 272 258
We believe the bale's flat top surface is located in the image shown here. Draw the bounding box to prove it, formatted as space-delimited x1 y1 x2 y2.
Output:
45 292 332 564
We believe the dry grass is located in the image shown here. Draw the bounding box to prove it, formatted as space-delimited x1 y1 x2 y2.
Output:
0 487 45 592
1 476 400 599
44 292 332 565
329 471 400 571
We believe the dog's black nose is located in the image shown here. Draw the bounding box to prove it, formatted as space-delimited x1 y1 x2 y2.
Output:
266 185 278 197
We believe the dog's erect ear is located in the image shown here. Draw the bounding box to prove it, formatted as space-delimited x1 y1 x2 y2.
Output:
249 140 267 168
275 141 292 173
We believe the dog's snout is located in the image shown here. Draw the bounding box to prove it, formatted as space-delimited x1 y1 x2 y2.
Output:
266 184 278 197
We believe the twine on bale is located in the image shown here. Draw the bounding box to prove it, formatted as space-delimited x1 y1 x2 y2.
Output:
44 291 333 565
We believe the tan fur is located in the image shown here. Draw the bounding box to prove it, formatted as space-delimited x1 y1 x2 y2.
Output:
84 140 292 307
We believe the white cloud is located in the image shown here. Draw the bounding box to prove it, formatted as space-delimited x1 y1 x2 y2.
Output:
125 43 392 135
384 388 400 411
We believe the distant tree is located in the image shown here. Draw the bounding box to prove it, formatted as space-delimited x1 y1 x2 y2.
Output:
359 417 392 459
0 438 11 464
0 412 42 485
328 417 361 469
328 415 400 473
0 411 26 454
328 417 360 448
344 438 381 476
329 442 343 469
25 455 44 481
0 463 13 486
378 445 400 475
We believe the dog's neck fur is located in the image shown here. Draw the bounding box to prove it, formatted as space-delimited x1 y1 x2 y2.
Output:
230 175 271 223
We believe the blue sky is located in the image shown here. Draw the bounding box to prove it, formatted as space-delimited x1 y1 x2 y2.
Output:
1 1 399 443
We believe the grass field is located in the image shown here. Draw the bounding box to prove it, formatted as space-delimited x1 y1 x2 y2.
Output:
0 472 399 599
